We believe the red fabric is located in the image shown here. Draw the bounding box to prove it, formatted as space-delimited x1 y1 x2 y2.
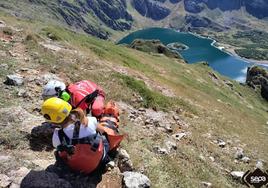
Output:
59 142 104 174
91 95 105 117
102 126 124 151
67 80 105 117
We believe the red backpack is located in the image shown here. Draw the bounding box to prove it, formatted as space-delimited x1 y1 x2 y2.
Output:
67 80 100 110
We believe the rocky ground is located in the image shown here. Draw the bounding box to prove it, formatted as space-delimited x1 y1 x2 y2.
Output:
0 18 267 188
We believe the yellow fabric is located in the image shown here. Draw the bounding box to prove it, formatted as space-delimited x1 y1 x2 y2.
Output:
41 97 72 124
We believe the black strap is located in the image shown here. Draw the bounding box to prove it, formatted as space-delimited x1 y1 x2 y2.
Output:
74 90 99 109
72 121 81 140
105 124 119 133
71 134 97 145
91 133 101 152
57 129 74 155
58 129 70 145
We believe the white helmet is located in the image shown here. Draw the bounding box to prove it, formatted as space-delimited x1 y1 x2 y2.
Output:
42 80 66 99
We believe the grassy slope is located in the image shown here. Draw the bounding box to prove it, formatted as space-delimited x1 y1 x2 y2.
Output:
0 14 267 187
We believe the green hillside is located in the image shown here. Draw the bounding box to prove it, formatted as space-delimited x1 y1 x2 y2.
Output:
0 13 267 187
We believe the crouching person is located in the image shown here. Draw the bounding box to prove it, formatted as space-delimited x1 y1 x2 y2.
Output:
41 97 109 174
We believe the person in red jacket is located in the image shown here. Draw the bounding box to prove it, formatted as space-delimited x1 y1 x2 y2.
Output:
42 80 105 118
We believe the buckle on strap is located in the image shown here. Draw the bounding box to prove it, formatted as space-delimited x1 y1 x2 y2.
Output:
91 134 101 152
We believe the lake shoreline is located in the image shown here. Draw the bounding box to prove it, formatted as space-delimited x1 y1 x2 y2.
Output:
214 42 268 65
188 31 268 66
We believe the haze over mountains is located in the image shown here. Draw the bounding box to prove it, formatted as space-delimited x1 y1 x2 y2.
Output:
0 0 268 38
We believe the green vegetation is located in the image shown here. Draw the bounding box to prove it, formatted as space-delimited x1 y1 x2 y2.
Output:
212 30 268 61
232 30 268 60
115 73 176 110
235 48 268 60
129 39 182 59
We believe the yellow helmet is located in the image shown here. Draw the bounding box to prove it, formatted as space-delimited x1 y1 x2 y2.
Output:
41 97 72 124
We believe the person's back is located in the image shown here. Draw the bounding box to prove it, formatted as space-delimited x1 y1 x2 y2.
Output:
41 98 108 174
53 114 108 174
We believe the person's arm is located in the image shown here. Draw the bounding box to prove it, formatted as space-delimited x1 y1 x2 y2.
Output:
96 123 106 134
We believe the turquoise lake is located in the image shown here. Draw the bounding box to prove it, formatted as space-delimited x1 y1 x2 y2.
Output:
118 28 267 82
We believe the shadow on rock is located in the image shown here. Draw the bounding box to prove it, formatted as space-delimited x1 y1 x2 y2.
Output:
21 161 104 188
29 122 55 151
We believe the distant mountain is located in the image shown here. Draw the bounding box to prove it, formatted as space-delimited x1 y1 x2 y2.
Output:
133 0 268 20
0 0 268 38
0 0 133 39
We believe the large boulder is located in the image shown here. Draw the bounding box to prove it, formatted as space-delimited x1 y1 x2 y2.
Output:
123 171 151 188
4 74 24 86
246 66 268 101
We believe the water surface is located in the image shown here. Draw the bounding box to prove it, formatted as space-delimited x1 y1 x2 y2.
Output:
119 28 266 82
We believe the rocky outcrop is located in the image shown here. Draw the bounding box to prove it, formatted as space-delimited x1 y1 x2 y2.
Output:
129 39 182 59
82 0 133 30
184 0 205 13
131 0 171 20
246 66 268 101
184 15 228 32
183 0 268 19
10 0 133 39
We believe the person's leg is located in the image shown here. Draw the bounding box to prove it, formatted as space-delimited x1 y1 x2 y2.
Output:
91 95 105 117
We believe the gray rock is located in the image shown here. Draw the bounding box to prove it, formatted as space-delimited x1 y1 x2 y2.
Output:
199 154 206 161
106 161 115 170
173 115 181 121
0 174 11 187
241 156 250 163
9 183 20 188
153 146 168 155
256 160 264 169
8 167 30 186
0 155 11 162
209 156 215 162
172 132 189 141
118 149 133 172
230 171 244 180
201 181 212 188
4 74 24 86
165 140 177 151
8 50 17 57
0 20 6 28
234 148 244 159
164 124 173 133
145 118 153 125
217 139 226 148
119 159 133 172
123 171 151 188
17 89 28 98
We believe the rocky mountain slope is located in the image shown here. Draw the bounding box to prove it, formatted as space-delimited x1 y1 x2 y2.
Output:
0 0 133 39
0 14 267 187
1 0 268 38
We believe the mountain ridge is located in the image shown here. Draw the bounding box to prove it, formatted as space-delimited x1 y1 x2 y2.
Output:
1 0 268 39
